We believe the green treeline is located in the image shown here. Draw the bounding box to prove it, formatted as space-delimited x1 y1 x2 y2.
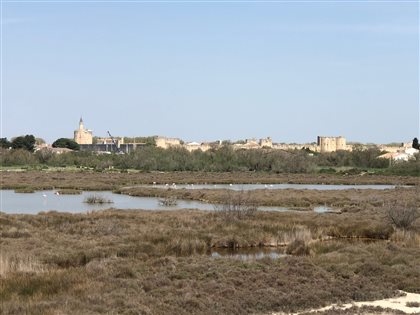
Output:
0 135 35 151
1 145 418 175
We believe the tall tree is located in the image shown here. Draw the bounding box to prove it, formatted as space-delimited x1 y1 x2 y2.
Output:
52 138 80 150
0 138 11 149
11 135 36 151
412 138 419 150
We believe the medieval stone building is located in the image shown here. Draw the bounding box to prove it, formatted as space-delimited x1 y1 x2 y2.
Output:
317 136 347 153
74 117 93 145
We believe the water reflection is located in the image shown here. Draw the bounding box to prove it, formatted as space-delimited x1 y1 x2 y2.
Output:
314 206 337 213
210 248 286 260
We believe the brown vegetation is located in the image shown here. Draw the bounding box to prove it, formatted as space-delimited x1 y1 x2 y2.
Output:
1 170 419 191
1 203 419 314
13 188 35 193
119 185 420 211
385 198 420 230
213 190 258 221
84 194 113 204
56 189 82 195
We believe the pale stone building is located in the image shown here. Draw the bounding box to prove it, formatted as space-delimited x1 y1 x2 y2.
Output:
379 142 413 154
233 139 260 150
155 136 181 149
273 143 319 152
317 136 348 153
95 137 124 146
74 117 93 145
259 137 273 148
184 142 212 152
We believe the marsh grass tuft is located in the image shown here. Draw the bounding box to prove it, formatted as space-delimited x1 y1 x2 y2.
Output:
390 229 420 247
56 189 82 195
83 194 113 204
286 239 310 256
406 301 420 308
14 187 35 193
158 196 178 206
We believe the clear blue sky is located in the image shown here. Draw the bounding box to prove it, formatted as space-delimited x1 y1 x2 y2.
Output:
3 1 419 144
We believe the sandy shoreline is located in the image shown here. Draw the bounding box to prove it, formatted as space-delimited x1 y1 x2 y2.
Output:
272 291 420 315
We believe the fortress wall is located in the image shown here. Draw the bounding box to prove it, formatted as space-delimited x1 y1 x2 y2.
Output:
155 137 182 149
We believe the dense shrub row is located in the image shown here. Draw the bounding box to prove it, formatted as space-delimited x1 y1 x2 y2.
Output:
1 146 418 175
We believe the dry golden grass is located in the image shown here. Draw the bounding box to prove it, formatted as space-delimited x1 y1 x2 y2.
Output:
0 253 46 277
390 229 420 248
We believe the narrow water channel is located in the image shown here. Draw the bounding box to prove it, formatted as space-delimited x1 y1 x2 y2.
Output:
209 248 287 260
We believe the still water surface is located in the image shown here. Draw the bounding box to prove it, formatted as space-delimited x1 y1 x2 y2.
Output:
0 190 342 214
210 248 287 260
0 190 215 214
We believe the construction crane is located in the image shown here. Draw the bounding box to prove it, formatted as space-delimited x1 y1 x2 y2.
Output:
107 131 124 154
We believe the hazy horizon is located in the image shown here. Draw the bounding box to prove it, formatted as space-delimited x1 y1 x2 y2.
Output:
3 1 419 144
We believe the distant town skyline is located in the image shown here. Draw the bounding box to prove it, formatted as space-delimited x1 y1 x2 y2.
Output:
2 1 419 144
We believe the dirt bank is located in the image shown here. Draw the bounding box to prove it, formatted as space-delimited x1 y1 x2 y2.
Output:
1 170 419 191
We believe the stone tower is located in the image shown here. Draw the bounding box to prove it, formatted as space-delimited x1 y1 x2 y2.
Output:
74 117 93 144
260 137 273 148
317 136 347 153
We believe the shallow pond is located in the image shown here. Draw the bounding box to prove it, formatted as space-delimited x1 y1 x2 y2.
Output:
145 183 398 191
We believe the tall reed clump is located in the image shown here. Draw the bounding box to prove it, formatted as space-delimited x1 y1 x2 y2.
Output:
0 253 45 277
214 190 258 221
165 238 207 256
390 229 420 247
279 225 313 245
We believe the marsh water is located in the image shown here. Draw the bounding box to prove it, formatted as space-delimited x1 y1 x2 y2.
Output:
210 248 287 260
1 190 339 214
1 190 305 214
0 190 216 214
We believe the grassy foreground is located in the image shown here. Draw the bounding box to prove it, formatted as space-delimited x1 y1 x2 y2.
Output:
1 171 419 314
1 205 419 314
